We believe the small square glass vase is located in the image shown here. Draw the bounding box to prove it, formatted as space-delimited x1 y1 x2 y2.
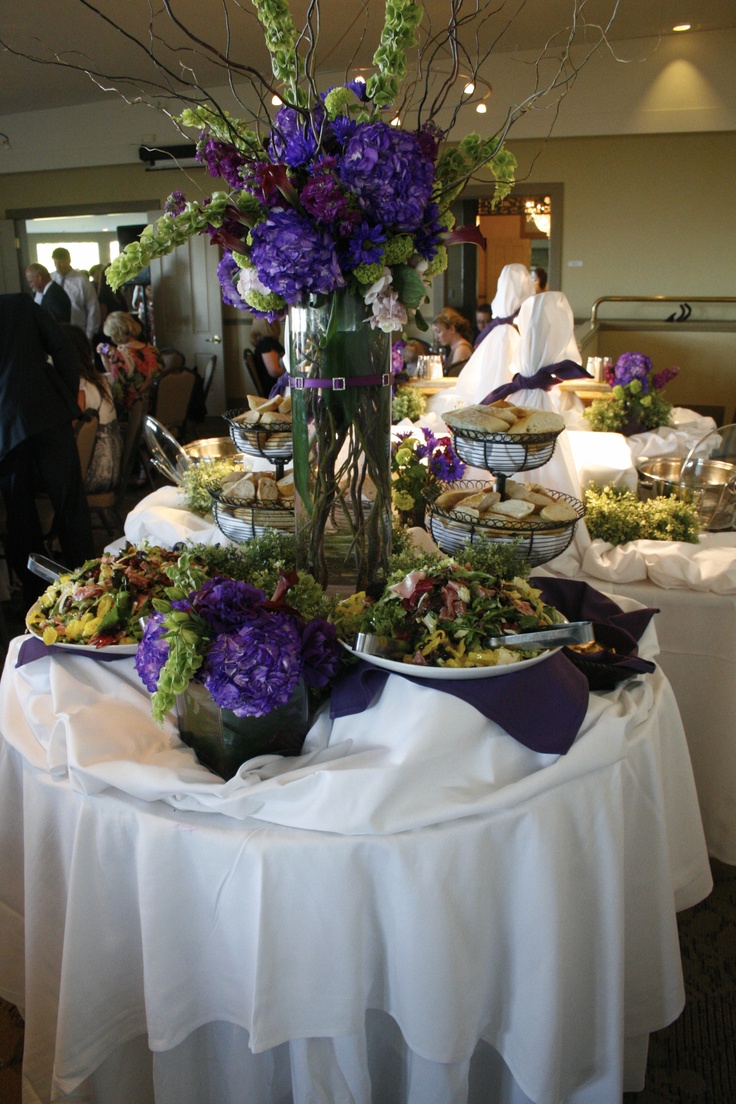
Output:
176 679 310 780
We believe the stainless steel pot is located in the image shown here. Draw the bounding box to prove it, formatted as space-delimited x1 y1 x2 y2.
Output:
182 437 238 463
637 456 736 530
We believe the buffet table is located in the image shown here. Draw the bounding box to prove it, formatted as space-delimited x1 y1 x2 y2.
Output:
0 597 712 1104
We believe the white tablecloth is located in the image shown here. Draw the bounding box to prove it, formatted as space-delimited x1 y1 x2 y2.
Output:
0 618 711 1104
540 531 736 863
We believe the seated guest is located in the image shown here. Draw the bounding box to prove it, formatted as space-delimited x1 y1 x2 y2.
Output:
97 311 164 412
474 302 492 344
25 263 72 323
67 325 122 494
249 318 285 395
401 338 431 376
432 308 474 376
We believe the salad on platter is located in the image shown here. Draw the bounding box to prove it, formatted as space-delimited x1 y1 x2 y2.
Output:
333 558 563 670
27 545 191 648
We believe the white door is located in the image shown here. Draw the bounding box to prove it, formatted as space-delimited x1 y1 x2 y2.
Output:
149 227 226 415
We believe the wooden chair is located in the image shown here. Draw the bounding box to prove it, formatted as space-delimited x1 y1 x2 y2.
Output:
151 367 197 441
243 348 264 396
36 410 100 544
159 347 187 371
87 397 147 536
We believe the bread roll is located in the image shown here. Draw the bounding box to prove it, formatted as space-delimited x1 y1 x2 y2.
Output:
539 502 578 523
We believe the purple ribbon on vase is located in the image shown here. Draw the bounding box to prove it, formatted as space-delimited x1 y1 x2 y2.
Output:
481 358 592 405
474 308 520 348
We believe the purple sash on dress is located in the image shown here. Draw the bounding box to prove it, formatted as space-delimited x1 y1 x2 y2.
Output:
481 359 591 405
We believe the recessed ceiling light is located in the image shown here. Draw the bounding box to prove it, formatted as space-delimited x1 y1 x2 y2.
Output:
673 23 691 32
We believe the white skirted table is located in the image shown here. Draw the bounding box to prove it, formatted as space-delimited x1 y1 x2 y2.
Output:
541 530 736 864
0 603 712 1104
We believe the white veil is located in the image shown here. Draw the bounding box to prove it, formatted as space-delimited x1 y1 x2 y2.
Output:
453 263 535 404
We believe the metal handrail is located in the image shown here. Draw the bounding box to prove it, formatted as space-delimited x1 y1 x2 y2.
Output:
590 296 736 325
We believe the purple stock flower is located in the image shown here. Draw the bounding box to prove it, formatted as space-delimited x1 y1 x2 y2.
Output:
417 122 444 163
300 159 353 225
189 576 268 634
250 207 344 302
652 365 679 390
200 614 303 717
164 189 186 216
338 121 435 232
345 221 387 267
217 253 249 310
299 618 341 688
612 352 653 391
391 339 406 374
197 133 248 188
413 201 443 259
134 613 169 693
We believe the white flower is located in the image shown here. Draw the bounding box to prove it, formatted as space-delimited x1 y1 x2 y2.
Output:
236 265 273 299
369 289 408 333
363 267 393 304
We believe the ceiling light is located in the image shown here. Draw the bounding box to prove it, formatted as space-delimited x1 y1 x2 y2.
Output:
672 24 691 32
476 103 487 114
271 94 282 106
463 82 475 95
390 116 401 127
354 75 366 84
525 197 551 237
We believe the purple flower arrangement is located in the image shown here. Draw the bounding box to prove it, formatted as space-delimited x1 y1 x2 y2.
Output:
136 573 340 723
392 428 466 525
588 352 680 433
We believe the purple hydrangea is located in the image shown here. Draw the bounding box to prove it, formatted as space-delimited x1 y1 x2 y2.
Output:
189 576 268 634
338 121 435 232
413 201 443 260
217 253 249 311
268 105 325 167
391 339 406 374
250 207 345 302
134 613 169 693
299 618 341 688
200 614 303 717
612 352 653 391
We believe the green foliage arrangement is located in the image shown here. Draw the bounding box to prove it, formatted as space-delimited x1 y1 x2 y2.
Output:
584 484 700 545
180 458 243 516
392 386 427 424
586 352 679 434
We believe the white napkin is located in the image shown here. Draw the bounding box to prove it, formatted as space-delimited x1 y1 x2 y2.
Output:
124 486 230 548
576 531 736 593
625 408 716 462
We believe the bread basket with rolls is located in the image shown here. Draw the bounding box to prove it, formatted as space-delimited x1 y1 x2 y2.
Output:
424 477 584 566
443 403 565 473
224 393 293 475
210 469 295 543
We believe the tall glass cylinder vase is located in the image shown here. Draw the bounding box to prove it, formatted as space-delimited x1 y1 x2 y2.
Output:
289 290 392 592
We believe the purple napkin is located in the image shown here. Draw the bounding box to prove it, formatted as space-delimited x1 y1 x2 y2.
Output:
16 636 134 667
330 653 589 754
530 577 658 685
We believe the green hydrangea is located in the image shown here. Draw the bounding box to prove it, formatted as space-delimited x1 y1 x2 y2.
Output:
424 246 448 278
243 288 288 314
323 87 353 117
383 235 415 265
353 261 386 286
391 385 426 423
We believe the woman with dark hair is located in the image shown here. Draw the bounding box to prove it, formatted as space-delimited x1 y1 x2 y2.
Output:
67 325 122 494
248 318 285 395
97 311 164 412
432 308 474 375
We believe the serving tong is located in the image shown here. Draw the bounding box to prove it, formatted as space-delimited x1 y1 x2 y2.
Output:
354 620 593 657
27 553 70 584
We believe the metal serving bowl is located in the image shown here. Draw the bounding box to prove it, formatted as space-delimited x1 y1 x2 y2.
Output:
637 456 736 530
182 436 238 464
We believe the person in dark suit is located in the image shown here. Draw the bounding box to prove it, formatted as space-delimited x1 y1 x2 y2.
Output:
25 263 72 323
0 294 94 605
